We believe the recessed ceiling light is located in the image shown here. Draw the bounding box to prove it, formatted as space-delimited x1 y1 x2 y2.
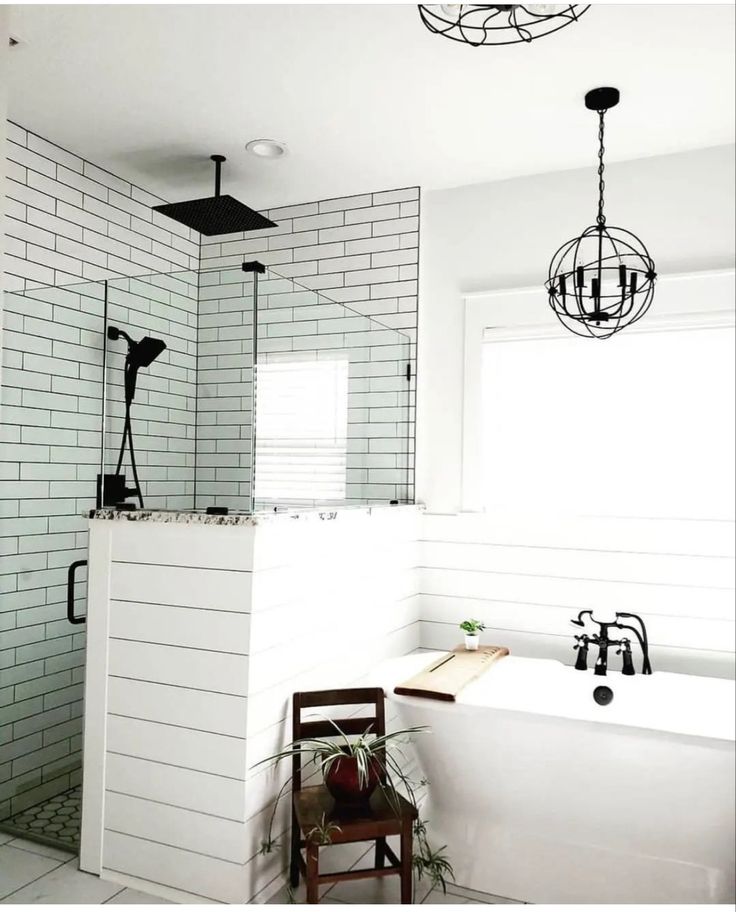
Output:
246 139 287 159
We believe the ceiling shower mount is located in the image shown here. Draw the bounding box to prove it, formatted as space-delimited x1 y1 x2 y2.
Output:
153 154 277 236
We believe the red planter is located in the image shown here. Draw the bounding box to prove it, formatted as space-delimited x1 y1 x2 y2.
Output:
324 754 381 806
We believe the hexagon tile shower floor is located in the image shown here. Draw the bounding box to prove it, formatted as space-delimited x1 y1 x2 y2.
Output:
0 785 81 851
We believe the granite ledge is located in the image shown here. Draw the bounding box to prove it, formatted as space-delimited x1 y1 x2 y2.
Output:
87 504 420 526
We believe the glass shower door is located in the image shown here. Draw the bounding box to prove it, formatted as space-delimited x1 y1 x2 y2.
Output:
1 277 107 850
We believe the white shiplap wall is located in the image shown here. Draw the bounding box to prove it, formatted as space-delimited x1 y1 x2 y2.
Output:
1 122 199 821
242 507 421 901
81 507 421 903
419 513 736 679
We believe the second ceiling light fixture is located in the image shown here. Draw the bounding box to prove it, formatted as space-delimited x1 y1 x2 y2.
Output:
418 4 590 46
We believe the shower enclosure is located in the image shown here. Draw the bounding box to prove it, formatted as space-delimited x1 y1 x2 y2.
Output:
0 261 415 850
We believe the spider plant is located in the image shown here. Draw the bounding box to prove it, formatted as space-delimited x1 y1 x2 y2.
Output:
254 717 455 893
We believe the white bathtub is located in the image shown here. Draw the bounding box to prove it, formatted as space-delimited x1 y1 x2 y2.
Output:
380 652 735 904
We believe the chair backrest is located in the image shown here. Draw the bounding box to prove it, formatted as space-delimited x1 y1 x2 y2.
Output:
291 687 386 791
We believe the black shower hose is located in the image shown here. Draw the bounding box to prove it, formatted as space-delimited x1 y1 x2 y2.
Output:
115 360 145 509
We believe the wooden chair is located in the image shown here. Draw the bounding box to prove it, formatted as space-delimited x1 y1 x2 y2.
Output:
290 687 417 904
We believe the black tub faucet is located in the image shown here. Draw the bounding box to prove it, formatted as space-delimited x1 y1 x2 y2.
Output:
570 610 653 676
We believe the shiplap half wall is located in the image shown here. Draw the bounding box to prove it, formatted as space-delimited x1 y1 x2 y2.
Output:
0 121 199 821
80 508 421 903
419 512 736 679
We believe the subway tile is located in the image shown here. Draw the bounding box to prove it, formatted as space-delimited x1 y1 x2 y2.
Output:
345 203 400 225
5 179 56 215
318 193 373 213
372 187 419 205
268 201 319 219
7 141 57 179
27 170 82 207
7 121 28 147
292 211 344 232
84 161 132 196
373 215 419 236
26 133 84 173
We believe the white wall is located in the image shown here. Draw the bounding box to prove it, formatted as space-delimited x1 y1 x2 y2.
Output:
419 512 735 679
416 146 736 679
417 144 736 512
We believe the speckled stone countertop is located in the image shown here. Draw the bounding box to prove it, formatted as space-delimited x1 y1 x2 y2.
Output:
87 504 420 526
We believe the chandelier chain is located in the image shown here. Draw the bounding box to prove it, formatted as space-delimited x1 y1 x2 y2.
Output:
597 110 606 227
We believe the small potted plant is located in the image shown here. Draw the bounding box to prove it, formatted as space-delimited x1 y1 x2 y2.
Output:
460 618 485 650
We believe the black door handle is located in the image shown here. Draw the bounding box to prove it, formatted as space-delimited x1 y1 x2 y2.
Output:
67 560 88 625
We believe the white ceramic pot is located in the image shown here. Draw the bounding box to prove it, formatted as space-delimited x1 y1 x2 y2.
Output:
464 633 480 651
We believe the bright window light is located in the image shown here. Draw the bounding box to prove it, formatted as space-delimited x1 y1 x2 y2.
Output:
255 359 349 502
481 327 735 519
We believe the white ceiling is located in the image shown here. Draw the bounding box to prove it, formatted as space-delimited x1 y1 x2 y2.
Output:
8 4 736 210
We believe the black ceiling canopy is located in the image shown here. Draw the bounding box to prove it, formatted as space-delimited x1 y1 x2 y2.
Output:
153 155 277 236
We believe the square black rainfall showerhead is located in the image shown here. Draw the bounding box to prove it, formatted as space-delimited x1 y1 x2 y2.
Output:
153 194 277 236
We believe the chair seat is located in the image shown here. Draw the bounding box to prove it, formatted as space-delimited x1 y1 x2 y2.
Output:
294 785 417 844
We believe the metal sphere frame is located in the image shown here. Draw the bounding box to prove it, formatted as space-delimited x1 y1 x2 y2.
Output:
545 87 657 340
417 5 590 47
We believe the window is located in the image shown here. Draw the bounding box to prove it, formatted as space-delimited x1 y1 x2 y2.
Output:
480 326 735 519
254 359 349 502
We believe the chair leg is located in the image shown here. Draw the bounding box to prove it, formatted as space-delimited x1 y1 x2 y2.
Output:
289 813 300 889
375 835 387 869
400 820 413 904
306 842 319 904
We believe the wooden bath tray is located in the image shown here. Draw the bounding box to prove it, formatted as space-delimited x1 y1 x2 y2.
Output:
394 645 509 702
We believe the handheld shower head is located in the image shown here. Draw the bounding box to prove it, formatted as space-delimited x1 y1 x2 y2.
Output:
107 326 167 402
130 336 167 370
104 326 168 512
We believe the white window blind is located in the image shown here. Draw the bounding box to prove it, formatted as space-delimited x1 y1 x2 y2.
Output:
255 359 349 502
481 326 735 519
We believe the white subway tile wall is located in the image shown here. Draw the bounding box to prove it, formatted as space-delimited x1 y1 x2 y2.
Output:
197 190 418 510
1 123 199 821
1 122 420 824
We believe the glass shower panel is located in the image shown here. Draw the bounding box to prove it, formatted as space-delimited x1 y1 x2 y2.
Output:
0 277 106 835
101 269 199 512
253 268 415 509
194 265 255 512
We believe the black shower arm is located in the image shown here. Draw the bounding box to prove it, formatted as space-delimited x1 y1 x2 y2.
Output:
108 325 135 349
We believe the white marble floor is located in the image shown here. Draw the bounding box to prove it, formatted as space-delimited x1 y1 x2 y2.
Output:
266 879 517 905
1 831 518 905
0 833 169 905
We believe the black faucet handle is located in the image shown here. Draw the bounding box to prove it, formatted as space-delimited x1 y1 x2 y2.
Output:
574 634 589 671
617 638 636 676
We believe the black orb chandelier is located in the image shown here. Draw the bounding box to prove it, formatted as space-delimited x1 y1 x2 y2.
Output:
546 87 657 339
417 4 590 46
